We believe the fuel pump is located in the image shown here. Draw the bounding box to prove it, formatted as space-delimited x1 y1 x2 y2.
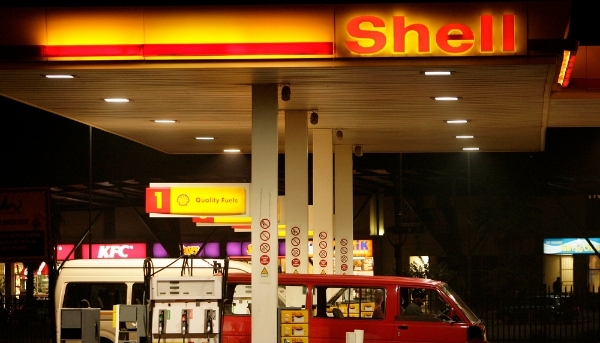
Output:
149 275 223 343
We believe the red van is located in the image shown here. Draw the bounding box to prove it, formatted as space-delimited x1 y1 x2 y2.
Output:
222 273 485 343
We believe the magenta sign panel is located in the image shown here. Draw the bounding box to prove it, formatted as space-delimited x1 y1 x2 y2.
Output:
56 244 75 260
81 243 147 259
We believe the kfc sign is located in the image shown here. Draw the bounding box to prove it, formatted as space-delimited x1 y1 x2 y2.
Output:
81 243 146 259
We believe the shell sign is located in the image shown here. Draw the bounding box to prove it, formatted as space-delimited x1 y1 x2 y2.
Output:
335 3 526 57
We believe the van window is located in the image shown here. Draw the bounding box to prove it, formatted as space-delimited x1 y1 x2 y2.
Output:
400 287 456 321
226 284 306 315
63 283 127 310
312 286 386 319
132 283 145 304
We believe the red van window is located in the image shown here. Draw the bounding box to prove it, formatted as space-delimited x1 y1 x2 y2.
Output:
312 286 386 319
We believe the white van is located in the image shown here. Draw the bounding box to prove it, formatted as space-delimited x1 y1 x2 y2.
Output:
54 258 252 343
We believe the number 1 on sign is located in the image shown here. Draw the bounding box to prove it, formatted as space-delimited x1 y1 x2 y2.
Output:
154 192 163 209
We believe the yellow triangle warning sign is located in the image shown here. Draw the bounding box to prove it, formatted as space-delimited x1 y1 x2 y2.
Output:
261 268 268 275
320 270 326 275
293 270 299 274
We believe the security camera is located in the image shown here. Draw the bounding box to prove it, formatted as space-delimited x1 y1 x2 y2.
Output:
281 85 291 101
310 112 318 125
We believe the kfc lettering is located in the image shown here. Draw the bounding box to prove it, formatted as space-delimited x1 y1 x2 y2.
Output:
81 243 147 259
346 14 515 55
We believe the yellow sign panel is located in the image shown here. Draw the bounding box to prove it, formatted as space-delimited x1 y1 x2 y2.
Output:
261 267 269 275
170 186 246 215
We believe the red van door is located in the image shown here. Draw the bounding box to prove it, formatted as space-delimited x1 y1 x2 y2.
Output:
394 318 469 343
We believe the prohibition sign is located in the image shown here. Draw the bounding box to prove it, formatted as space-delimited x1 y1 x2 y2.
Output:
291 226 300 236
340 255 348 263
319 259 327 267
319 241 327 249
319 250 327 258
340 247 348 255
260 218 271 229
291 258 301 267
291 237 300 246
260 243 270 253
319 231 327 240
341 263 348 271
291 248 300 257
340 238 348 246
260 231 270 241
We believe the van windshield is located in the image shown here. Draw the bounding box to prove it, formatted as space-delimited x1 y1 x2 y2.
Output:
440 284 480 323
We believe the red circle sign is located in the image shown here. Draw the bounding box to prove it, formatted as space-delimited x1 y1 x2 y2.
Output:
341 263 348 271
292 258 301 267
260 255 270 265
319 259 327 267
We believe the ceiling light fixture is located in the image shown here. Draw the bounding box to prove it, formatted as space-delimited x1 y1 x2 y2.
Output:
463 147 480 151
422 71 453 76
558 50 576 87
354 145 363 157
336 129 343 140
44 74 75 79
310 111 319 125
224 149 241 153
456 135 474 139
281 84 291 101
154 119 177 123
433 96 461 101
195 136 215 140
104 98 130 103
446 120 469 124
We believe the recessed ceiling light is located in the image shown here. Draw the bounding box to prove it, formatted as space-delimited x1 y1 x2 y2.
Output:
433 96 461 101
154 119 177 123
446 120 469 124
463 147 480 151
224 149 241 153
104 98 130 103
195 136 215 140
44 74 75 79
422 71 453 76
456 135 474 139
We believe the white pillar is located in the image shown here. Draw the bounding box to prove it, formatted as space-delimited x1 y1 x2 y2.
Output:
334 144 354 275
312 129 334 275
251 84 279 343
285 111 309 274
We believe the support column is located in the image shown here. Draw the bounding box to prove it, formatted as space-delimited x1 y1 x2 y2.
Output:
251 84 279 343
285 111 309 274
334 144 354 275
313 129 334 274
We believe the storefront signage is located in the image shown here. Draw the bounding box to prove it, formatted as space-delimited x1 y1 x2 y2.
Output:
81 243 146 259
0 3 528 61
146 183 249 217
335 3 526 57
153 242 220 258
544 238 600 255
0 188 50 261
56 244 75 260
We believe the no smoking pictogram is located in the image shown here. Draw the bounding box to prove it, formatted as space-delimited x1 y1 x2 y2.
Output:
260 243 270 253
340 238 348 246
340 255 348 263
340 247 348 254
319 250 327 258
260 231 270 241
291 226 300 236
319 231 327 240
291 248 300 257
260 218 271 229
319 241 327 249
291 237 300 246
